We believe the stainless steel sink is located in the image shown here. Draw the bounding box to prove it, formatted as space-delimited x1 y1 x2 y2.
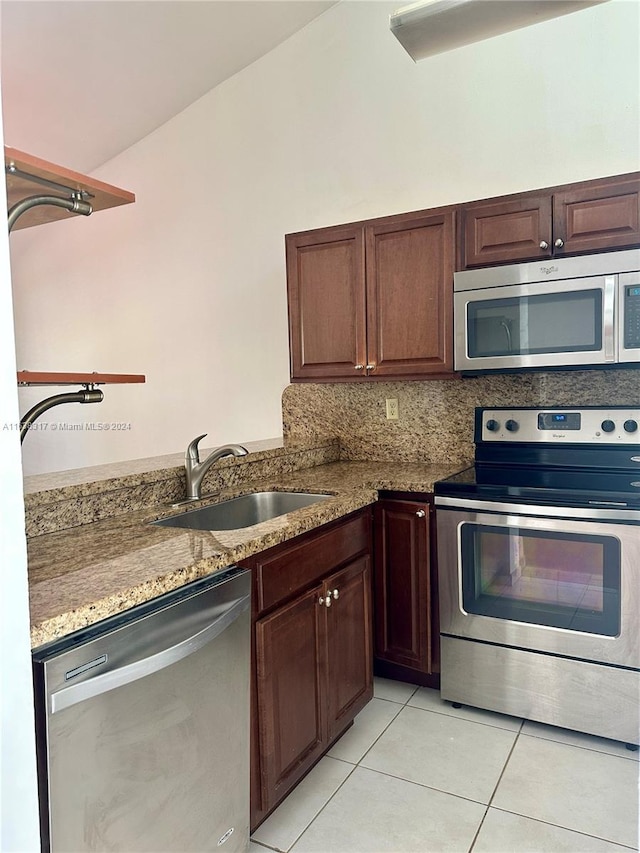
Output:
153 491 331 531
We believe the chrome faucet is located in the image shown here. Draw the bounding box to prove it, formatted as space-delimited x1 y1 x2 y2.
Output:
184 434 248 501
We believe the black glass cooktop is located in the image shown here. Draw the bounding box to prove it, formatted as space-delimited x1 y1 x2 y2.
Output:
434 464 640 509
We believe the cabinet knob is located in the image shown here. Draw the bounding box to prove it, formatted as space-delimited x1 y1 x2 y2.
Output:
324 593 333 607
319 595 325 606
554 238 565 248
332 588 339 600
354 364 364 371
539 240 549 250
366 363 376 371
416 509 426 518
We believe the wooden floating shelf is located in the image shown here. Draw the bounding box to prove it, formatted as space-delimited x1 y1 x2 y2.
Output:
5 146 135 231
17 371 146 387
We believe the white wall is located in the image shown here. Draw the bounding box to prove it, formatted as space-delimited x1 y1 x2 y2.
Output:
9 0 640 475
0 64 41 853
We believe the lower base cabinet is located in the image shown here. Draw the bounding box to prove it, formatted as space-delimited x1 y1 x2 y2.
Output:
373 495 440 687
255 585 326 814
325 557 373 738
240 509 373 830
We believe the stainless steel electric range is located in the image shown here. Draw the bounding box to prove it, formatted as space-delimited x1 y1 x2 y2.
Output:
434 406 640 746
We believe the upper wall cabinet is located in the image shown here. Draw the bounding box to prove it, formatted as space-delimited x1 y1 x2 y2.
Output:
460 172 640 269
5 146 135 231
286 209 455 381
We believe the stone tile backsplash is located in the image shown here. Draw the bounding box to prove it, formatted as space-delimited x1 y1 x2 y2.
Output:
26 367 640 537
282 369 640 465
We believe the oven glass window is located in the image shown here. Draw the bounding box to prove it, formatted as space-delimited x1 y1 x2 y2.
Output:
460 524 620 635
467 290 602 358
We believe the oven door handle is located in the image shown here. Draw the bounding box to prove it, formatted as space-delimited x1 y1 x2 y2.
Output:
434 495 640 522
603 275 616 361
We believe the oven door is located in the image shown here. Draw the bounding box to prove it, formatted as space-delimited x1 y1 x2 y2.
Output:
436 499 640 669
453 276 614 372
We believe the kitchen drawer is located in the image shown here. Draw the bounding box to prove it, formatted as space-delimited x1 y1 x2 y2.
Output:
254 511 371 614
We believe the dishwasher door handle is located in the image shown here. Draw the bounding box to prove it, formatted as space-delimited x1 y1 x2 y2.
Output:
50 593 250 714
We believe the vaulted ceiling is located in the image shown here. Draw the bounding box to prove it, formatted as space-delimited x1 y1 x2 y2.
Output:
1 0 337 172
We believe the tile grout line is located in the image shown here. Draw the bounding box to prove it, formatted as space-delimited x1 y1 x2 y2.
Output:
467 718 525 852
283 688 418 853
485 718 524 808
254 684 640 852
275 691 413 853
486 805 640 852
282 762 359 853
465 720 639 852
250 843 279 852
406 700 524 736
344 761 503 810
477 720 639 852
350 694 410 766
465 805 491 853
517 729 640 763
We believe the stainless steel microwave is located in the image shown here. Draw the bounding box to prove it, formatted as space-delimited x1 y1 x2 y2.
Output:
453 249 640 373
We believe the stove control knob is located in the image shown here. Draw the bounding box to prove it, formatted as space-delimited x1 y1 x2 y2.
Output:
601 419 616 433
624 419 638 433
486 419 500 432
505 419 520 432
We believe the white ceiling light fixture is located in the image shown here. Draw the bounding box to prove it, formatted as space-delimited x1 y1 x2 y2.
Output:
390 0 610 62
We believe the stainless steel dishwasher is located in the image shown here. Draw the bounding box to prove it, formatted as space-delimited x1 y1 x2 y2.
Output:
32 567 251 853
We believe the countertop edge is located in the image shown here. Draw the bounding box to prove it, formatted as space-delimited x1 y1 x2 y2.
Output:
28 460 463 649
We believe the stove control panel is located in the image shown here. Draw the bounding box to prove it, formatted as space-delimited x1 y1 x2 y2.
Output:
478 407 640 444
538 411 581 431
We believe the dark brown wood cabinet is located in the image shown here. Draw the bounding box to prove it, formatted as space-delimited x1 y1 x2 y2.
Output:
286 223 366 381
553 179 640 256
461 173 640 268
241 510 373 830
325 557 373 739
285 173 640 383
254 584 326 813
373 496 440 687
286 210 456 381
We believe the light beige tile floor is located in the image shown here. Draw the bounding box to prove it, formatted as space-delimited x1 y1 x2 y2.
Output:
250 677 640 853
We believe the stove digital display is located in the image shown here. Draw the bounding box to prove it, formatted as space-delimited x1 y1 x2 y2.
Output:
538 412 581 430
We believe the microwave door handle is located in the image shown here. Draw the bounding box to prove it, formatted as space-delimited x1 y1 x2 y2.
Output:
499 318 513 351
603 276 616 361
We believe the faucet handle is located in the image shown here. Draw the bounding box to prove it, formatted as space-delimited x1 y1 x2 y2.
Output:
186 433 207 462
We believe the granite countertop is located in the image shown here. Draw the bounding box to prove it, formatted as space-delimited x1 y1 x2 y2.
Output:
27 460 462 649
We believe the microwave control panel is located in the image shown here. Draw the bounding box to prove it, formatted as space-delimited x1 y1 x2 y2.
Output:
623 285 640 349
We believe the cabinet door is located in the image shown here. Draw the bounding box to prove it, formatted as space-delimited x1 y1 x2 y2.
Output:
462 196 552 267
553 176 640 256
373 499 433 673
324 555 373 740
365 212 455 376
286 225 367 380
255 585 327 812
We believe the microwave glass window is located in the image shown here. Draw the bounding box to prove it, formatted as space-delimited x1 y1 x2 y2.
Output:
467 290 602 358
460 524 620 636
